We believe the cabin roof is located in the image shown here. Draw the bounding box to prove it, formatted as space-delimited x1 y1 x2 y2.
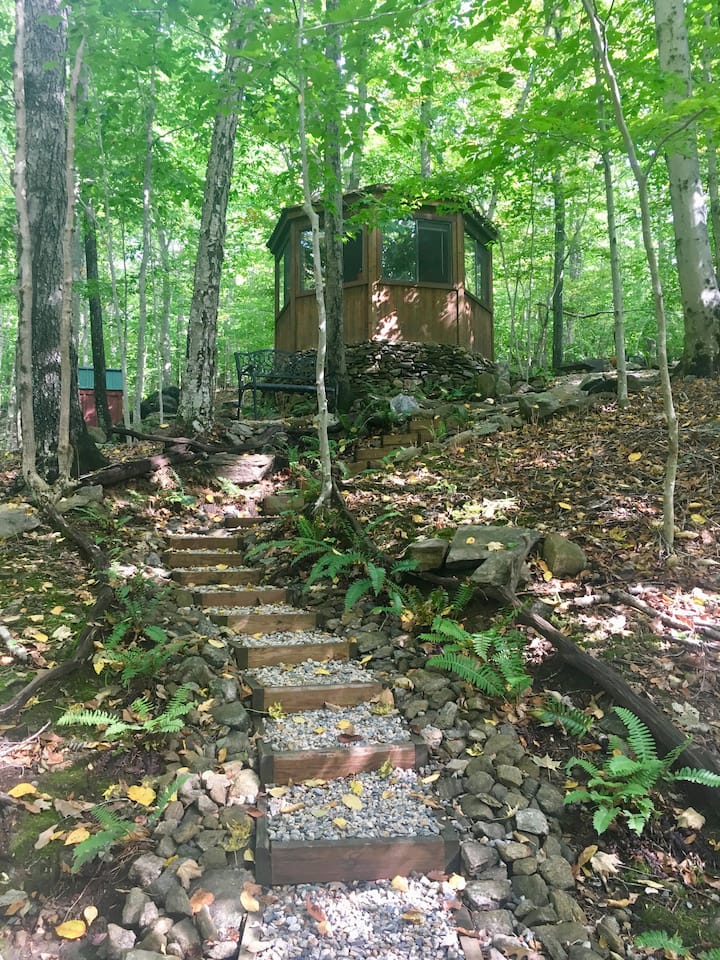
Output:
267 184 497 254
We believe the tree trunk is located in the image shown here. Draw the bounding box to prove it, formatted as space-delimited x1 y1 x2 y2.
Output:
17 0 103 487
702 13 720 271
133 73 154 428
180 3 250 430
157 224 173 396
84 203 113 437
551 166 565 371
323 0 349 411
654 0 720 375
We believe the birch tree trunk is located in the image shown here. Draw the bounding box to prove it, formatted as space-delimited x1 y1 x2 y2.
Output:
133 73 154 427
84 203 113 436
654 0 720 375
551 166 565 371
180 3 250 430
583 0 679 551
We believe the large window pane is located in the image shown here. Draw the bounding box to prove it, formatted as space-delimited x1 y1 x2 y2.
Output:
343 231 364 283
418 220 451 284
279 242 290 308
464 229 489 302
382 219 417 281
299 229 324 291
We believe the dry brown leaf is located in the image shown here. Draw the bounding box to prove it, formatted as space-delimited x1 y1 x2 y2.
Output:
189 889 215 914
304 895 326 922
176 859 203 889
676 807 705 830
391 875 409 892
401 910 425 925
241 889 260 913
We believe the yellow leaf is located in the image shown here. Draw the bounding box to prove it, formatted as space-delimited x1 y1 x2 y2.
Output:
465 536 475 544
314 668 331 676
240 889 260 912
448 873 466 890
267 786 288 798
411 514 424 523
558 502 572 510
83 906 98 925
342 793 363 811
332 817 348 829
348 779 363 796
302 779 327 788
8 783 37 799
207 637 226 648
127 785 156 807
313 726 326 735
217 747 227 764
628 452 643 462
336 719 355 733
401 910 425 925
690 514 706 524
64 827 91 846
421 772 440 784
536 558 553 581
50 605 65 615
93 659 107 675
378 759 394 778
55 920 86 940
28 614 44 623
215 564 229 570
391 875 409 891
28 631 49 643
205 494 215 503
359 655 373 665
243 848 255 862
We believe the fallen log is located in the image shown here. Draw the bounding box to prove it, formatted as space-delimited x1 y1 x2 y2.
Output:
77 446 199 488
516 605 720 782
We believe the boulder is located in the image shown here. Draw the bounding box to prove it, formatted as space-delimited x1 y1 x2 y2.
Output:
0 504 40 539
543 533 587 578
405 538 449 571
446 525 540 572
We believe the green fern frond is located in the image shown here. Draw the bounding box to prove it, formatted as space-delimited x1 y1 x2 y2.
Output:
57 708 126 730
366 562 387 596
699 949 720 960
671 767 720 787
390 558 419 576
148 773 192 825
344 578 372 612
421 616 471 645
469 629 494 660
565 756 600 778
130 696 151 718
635 931 690 955
532 697 593 736
72 805 135 873
451 581 474 615
427 652 505 697
614 707 658 762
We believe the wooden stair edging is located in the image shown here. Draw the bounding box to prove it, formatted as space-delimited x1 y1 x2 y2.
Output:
254 806 459 886
232 636 352 670
209 609 317 632
192 586 288 608
246 675 382 713
165 550 247 569
165 534 241 551
257 732 428 785
170 568 261 586
224 515 278 529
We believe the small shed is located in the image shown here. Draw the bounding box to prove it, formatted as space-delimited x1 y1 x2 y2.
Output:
267 185 496 358
78 367 124 427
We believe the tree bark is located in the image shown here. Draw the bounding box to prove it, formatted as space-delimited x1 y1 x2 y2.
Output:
84 203 113 437
133 71 154 428
654 0 720 375
179 3 250 430
551 166 565 371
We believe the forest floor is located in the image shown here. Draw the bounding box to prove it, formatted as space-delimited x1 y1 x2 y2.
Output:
0 376 719 958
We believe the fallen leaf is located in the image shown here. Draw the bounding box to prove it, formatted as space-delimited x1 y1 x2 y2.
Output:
401 910 425 925
341 794 363 811
391 875 409 891
35 823 61 850
176 859 203 889
127 785 156 807
64 827 91 846
241 889 261 912
83 905 98 925
332 817 348 829
304 895 326 922
55 920 86 940
628 452 643 462
189 889 215 913
348 779 363 796
590 850 622 878
577 845 598 869
421 772 440 784
8 783 37 799
316 919 333 936
676 807 705 830
448 873 466 890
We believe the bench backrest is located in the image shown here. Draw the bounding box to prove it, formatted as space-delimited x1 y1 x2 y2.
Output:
234 350 332 385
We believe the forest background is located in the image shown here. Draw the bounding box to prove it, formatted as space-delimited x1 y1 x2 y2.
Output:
2 0 720 444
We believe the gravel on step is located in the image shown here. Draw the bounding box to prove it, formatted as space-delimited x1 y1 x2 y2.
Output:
262 703 411 751
233 629 339 649
206 603 303 616
243 877 464 960
249 659 373 688
265 769 441 841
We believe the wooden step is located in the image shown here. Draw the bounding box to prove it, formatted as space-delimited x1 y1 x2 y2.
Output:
346 461 382 477
224 515 277 529
192 586 287 608
257 735 427 786
254 802 458 886
354 445 397 462
381 432 420 446
170 567 260 586
209 609 317 632
165 534 241 551
232 635 351 670
246 675 382 713
165 551 247 569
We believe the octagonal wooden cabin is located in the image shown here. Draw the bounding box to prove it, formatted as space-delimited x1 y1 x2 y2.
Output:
267 187 496 358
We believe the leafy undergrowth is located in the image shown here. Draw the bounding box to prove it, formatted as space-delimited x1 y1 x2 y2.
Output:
0 378 719 956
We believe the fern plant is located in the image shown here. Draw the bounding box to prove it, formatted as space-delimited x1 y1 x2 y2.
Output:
58 685 194 741
72 773 190 872
532 695 594 737
565 706 720 835
422 616 531 701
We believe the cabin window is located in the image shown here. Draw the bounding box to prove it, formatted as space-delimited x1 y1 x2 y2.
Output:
278 243 291 308
381 218 452 284
299 228 364 290
464 229 490 304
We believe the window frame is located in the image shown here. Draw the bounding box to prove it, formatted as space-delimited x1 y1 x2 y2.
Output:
380 216 453 287
463 226 491 306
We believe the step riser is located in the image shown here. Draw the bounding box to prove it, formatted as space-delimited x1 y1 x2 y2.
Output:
224 516 276 529
165 536 240 551
165 551 247 569
258 739 427 786
171 569 260 586
254 820 459 886
209 612 317 632
247 679 381 713
234 639 350 670
194 588 287 608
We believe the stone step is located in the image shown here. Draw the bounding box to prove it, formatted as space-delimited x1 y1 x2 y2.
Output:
246 675 382 713
170 567 261 586
165 534 241 551
257 733 427 786
232 635 351 669
192 586 288 608
209 608 317 632
165 550 247 569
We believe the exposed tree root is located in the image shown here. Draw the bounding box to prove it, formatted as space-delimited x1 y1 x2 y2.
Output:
77 446 200 488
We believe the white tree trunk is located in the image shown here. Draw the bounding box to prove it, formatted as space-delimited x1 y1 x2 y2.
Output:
654 0 720 374
133 75 154 427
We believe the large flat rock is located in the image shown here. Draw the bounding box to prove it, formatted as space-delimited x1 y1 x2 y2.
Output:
445 525 540 571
